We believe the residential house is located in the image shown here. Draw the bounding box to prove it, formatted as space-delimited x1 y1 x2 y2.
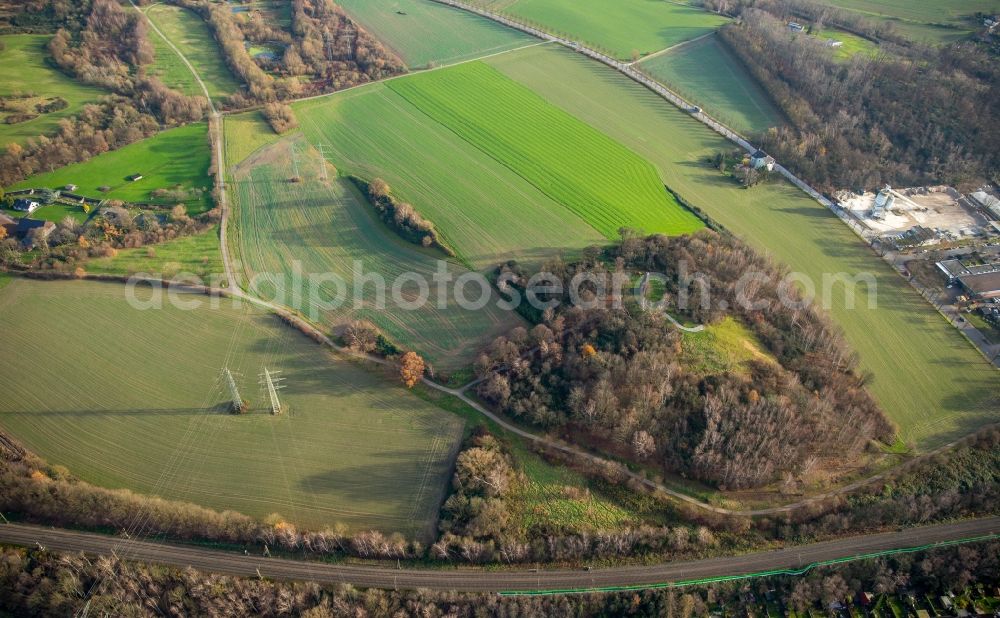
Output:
750 149 775 171
12 198 40 213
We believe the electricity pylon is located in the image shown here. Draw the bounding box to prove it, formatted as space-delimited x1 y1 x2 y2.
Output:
259 368 286 415
223 367 246 413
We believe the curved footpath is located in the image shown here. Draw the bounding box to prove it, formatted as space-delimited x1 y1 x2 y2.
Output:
1 519 997 594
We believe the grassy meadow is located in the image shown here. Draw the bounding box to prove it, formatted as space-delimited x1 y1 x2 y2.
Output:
224 111 281 167
143 4 240 102
387 62 703 238
824 0 999 43
291 84 606 271
227 137 524 373
813 27 880 60
0 35 108 146
12 123 213 213
84 226 223 281
488 45 999 450
680 317 776 377
334 0 533 68
479 0 728 59
638 34 783 135
0 278 464 537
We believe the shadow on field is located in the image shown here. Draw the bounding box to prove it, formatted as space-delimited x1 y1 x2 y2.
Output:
295 448 443 498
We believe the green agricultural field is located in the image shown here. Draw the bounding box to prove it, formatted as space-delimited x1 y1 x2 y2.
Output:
335 0 533 68
12 123 213 213
227 137 523 373
489 45 999 450
388 62 703 239
85 226 223 280
291 83 606 271
637 34 782 135
0 278 464 537
0 35 108 147
143 3 241 102
479 0 728 59
824 0 998 43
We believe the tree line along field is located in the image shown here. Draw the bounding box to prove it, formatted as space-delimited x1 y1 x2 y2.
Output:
291 83 606 272
0 35 109 147
11 123 214 213
637 34 783 135
0 278 464 538
386 62 703 239
334 0 534 68
486 44 999 450
142 3 240 103
474 0 728 59
227 137 523 373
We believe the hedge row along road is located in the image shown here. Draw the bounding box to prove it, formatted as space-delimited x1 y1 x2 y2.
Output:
1 518 997 593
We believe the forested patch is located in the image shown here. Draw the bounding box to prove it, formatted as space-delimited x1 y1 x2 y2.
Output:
715 3 1000 190
477 230 893 489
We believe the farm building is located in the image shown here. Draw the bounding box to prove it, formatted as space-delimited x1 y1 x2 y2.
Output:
13 218 55 249
750 149 775 171
12 198 40 213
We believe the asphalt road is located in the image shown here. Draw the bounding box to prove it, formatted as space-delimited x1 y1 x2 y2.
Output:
1 518 997 594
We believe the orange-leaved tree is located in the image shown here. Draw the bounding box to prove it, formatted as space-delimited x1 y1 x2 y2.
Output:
399 351 425 388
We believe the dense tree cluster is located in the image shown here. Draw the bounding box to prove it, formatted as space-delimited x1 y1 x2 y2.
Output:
477 231 892 489
47 0 153 90
718 6 1000 190
287 0 405 91
262 102 299 134
0 538 996 617
166 0 403 104
353 177 452 255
